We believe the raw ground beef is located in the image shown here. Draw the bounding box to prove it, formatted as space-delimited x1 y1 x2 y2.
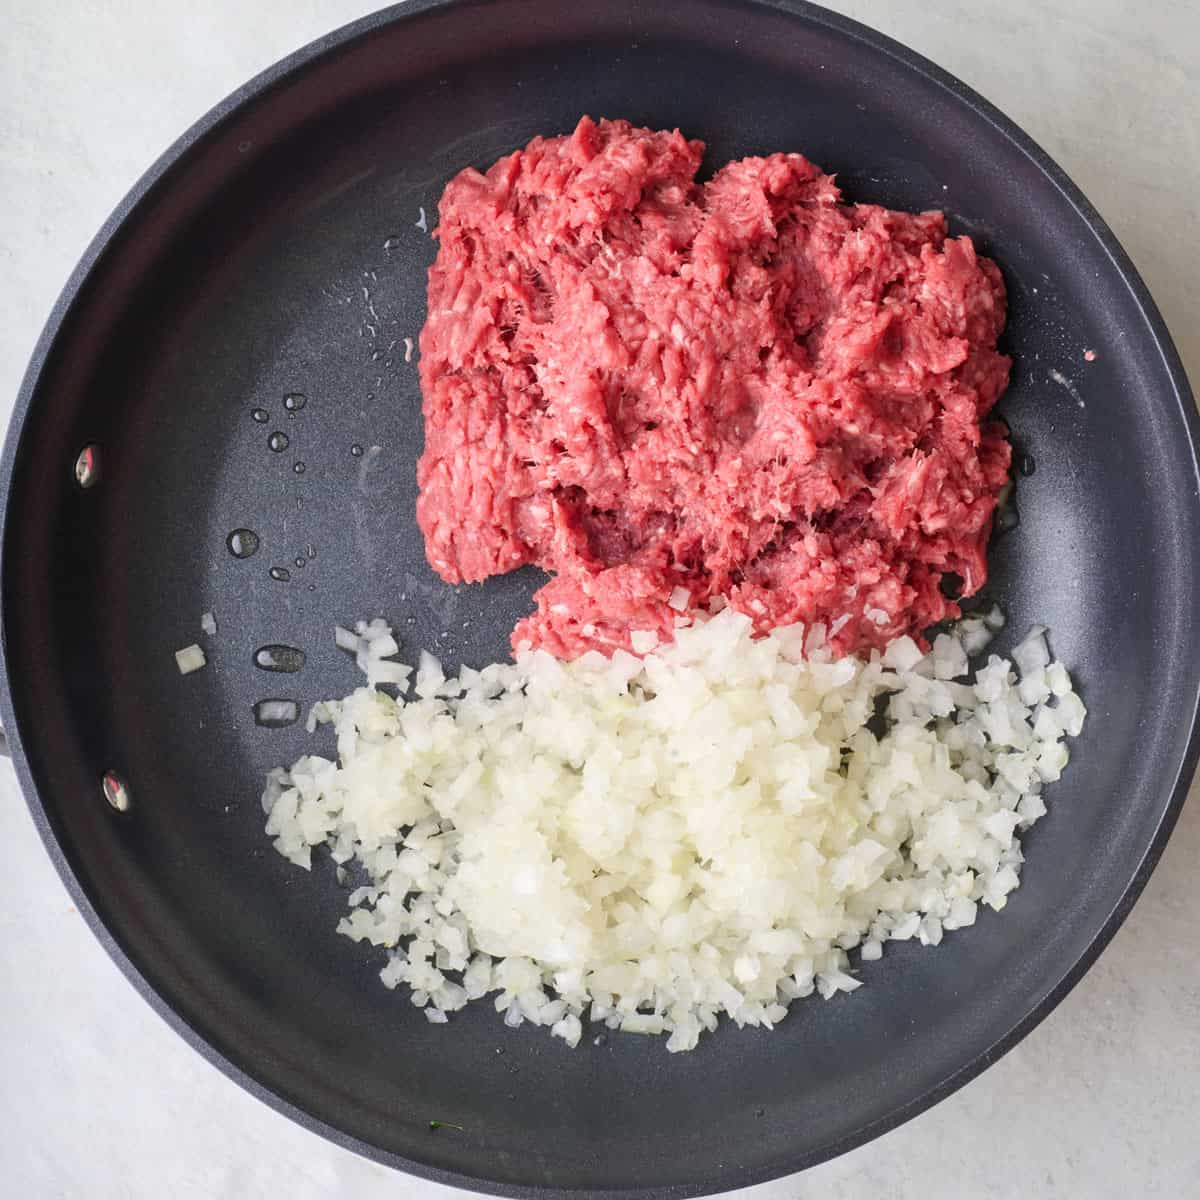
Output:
417 117 1012 658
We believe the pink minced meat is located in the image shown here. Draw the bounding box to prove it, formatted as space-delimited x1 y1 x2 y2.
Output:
417 117 1012 659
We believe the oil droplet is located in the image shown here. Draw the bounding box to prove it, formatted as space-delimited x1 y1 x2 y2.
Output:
1017 452 1036 476
101 770 131 813
74 444 101 489
293 461 306 474
253 699 300 728
283 392 307 413
251 408 269 424
350 444 364 457
253 644 306 673
268 431 289 453
227 528 260 558
269 566 291 582
356 444 384 495
294 556 306 569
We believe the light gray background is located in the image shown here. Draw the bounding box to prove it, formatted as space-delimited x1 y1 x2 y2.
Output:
2 2 1197 1197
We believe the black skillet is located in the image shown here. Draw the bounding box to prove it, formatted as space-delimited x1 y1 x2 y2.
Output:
3 1 1198 1195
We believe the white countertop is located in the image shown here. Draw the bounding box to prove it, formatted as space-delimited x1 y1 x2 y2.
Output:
2 2 1198 1197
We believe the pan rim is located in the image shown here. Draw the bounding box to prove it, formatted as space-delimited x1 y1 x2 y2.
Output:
1 1 1197 1195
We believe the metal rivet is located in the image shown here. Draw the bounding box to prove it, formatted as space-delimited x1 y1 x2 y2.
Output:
74 444 100 488
102 770 131 813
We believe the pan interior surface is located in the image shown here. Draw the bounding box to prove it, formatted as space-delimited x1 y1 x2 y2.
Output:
3 1 1198 1194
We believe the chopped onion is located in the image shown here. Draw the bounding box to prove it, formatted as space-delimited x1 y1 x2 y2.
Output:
630 630 659 655
175 644 207 675
263 612 1082 1052
1013 626 1050 676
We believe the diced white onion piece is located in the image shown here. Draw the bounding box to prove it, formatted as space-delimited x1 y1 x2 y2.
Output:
175 644 207 675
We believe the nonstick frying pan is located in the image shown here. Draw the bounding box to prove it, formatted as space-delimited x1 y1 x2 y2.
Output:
3 1 1198 1195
